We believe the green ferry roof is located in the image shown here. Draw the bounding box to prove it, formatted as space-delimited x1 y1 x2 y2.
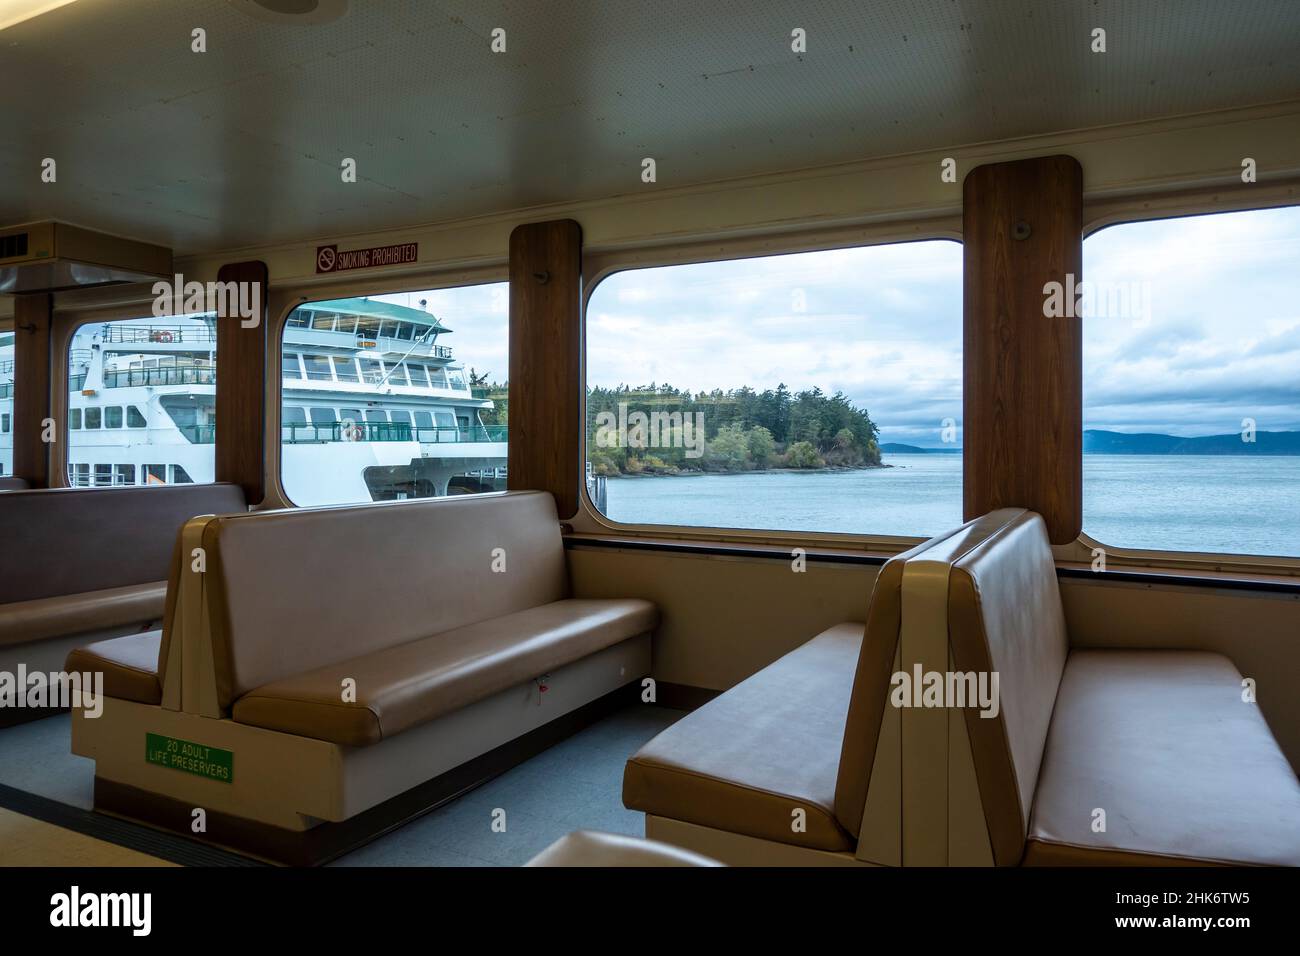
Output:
303 297 450 332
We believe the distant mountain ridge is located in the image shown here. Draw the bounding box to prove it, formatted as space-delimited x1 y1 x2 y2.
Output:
882 432 1300 455
880 443 961 454
1084 430 1300 455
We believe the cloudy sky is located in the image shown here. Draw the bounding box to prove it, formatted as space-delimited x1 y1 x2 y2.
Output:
383 204 1300 446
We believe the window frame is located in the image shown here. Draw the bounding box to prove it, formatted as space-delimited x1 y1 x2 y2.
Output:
266 267 508 509
1071 188 1300 575
578 225 964 553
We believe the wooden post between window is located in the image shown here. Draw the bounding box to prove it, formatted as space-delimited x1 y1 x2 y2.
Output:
215 260 268 505
963 154 1083 544
12 293 52 488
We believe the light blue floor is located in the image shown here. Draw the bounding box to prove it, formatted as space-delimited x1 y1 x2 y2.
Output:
0 713 94 808
332 704 684 867
0 704 684 867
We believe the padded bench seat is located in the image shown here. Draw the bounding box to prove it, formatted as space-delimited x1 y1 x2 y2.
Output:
1024 649 1300 866
66 630 164 705
623 622 864 853
0 582 166 647
233 598 658 746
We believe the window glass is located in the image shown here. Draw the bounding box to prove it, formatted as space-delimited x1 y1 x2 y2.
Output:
303 355 333 381
585 241 962 536
171 464 194 484
68 315 217 484
1082 206 1300 557
384 361 410 387
333 357 360 382
283 354 302 379
280 287 507 505
309 407 336 425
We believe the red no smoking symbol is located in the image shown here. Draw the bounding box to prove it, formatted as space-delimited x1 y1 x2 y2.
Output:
317 245 337 272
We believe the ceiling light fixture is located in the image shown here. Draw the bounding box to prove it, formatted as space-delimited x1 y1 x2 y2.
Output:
226 0 348 25
0 0 79 32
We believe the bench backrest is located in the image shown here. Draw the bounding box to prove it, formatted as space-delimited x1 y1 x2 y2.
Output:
947 510 1069 865
0 483 248 605
203 490 567 709
0 477 29 491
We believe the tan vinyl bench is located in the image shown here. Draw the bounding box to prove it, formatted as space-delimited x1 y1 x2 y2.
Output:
0 483 245 704
72 490 658 843
945 509 1300 866
0 476 29 491
620 521 1006 865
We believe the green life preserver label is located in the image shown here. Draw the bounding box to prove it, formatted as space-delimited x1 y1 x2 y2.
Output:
145 732 233 783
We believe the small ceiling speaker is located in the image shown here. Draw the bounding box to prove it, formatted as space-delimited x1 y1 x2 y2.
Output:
226 0 348 25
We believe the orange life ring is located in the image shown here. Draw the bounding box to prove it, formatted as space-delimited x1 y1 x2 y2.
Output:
156 331 174 343
345 424 364 441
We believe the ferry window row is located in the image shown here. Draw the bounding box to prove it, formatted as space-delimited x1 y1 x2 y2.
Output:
68 405 148 429
282 352 468 391
67 462 194 488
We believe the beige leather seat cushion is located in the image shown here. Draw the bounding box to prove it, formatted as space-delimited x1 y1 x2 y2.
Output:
623 623 863 853
232 598 657 746
65 630 163 705
0 581 165 647
1025 649 1300 866
526 830 722 867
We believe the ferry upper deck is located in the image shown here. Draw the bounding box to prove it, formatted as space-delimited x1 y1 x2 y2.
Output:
1 0 1299 937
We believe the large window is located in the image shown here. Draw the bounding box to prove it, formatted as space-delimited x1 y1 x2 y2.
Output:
1083 206 1300 557
585 240 963 537
0 328 13 478
67 315 217 487
280 286 508 507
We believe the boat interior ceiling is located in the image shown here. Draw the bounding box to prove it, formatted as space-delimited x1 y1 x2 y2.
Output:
1 0 1300 924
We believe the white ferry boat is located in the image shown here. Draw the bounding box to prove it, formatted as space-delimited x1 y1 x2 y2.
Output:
0 298 508 505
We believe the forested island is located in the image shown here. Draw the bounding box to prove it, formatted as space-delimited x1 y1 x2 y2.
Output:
584 384 881 476
471 375 882 476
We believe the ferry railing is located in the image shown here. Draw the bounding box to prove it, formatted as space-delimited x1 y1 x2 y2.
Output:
281 423 508 444
104 367 216 388
102 325 217 345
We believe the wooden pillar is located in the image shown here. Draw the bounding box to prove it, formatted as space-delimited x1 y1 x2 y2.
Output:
963 154 1083 544
507 219 583 519
214 260 268 505
12 293 52 487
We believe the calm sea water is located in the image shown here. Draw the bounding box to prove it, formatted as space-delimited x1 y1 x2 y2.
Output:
602 453 1300 557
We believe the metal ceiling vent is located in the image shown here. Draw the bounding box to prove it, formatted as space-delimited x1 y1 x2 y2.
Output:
227 0 348 25
0 222 171 295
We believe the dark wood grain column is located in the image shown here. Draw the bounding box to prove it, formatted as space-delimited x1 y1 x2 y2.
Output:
963 155 1083 544
215 260 268 505
507 219 583 519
